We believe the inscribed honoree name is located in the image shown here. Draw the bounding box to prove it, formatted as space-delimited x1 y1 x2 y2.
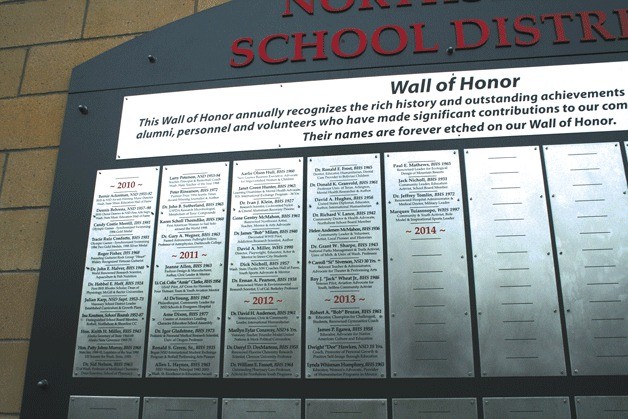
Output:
223 158 303 378
147 162 230 377
306 154 386 378
73 167 160 378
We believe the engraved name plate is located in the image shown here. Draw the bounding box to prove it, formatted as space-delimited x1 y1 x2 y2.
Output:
224 158 303 378
576 396 628 418
73 167 159 377
544 143 627 375
223 399 301 419
143 397 218 419
386 150 473 378
483 397 571 418
465 147 565 376
306 399 387 419
68 396 139 419
147 162 229 377
393 398 478 419
306 154 386 379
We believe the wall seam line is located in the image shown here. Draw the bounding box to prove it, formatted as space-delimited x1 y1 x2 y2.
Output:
0 269 40 274
0 154 8 201
0 206 49 212
81 0 90 39
0 33 142 54
16 46 29 97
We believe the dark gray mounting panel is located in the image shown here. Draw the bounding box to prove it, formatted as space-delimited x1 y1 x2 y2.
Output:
23 0 628 418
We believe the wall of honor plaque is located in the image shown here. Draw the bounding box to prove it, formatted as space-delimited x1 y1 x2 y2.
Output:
147 162 230 377
544 143 628 376
306 154 386 379
465 147 566 377
73 167 160 378
385 150 473 378
22 0 628 417
224 158 303 378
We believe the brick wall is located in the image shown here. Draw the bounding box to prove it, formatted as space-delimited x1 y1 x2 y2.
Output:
0 1 229 416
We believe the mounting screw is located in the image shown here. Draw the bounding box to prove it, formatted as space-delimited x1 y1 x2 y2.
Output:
447 47 454 55
148 55 157 63
78 105 88 115
37 379 49 390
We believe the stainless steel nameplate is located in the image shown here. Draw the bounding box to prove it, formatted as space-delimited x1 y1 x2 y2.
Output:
147 162 229 378
68 396 139 419
143 397 218 419
73 167 159 378
224 158 303 378
576 396 628 418
483 397 570 418
393 398 478 419
306 399 387 419
465 147 565 376
223 399 300 419
306 154 386 379
386 151 473 378
544 143 627 376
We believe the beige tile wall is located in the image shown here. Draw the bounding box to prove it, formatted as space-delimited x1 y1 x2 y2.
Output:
0 0 230 415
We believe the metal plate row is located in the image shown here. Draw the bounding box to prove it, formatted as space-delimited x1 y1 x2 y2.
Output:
73 145 627 378
68 396 628 418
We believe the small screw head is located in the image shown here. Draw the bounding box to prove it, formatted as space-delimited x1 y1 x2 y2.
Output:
148 55 157 63
78 105 88 115
447 47 454 55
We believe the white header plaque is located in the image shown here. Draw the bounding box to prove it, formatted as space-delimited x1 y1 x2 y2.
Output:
118 62 628 159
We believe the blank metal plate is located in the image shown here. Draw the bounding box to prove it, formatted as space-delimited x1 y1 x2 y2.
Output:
147 162 229 378
73 167 160 378
222 399 300 419
393 398 478 418
385 151 473 378
465 147 565 376
306 399 387 419
483 397 570 418
223 158 303 378
306 154 386 379
544 143 627 375
576 396 628 418
68 396 139 419
143 397 217 419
